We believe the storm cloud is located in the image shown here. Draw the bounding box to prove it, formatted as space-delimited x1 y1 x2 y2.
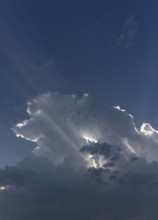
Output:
1 92 158 220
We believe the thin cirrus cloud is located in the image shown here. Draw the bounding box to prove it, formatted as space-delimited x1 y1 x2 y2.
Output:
0 92 158 219
116 15 138 48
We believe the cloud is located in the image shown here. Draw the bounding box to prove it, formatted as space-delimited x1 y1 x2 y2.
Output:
116 15 138 48
1 92 158 219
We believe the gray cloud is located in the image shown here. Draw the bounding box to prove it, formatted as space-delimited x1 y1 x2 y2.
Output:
1 92 158 219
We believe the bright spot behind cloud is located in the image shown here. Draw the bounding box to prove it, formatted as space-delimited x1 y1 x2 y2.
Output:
82 135 98 143
114 105 126 112
0 185 8 191
140 122 158 136
2 91 158 220
13 92 158 170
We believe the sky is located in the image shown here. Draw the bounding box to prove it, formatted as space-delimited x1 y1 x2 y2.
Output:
0 0 158 219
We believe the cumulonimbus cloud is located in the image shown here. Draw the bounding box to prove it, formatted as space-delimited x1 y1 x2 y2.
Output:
1 92 158 220
13 92 158 165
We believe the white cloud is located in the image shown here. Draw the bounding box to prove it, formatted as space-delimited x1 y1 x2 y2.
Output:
12 92 158 166
113 105 126 112
140 122 158 136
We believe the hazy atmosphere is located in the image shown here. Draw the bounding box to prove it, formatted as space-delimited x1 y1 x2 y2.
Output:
0 1 158 220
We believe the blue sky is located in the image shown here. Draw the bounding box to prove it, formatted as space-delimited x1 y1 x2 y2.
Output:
0 1 158 219
0 0 157 125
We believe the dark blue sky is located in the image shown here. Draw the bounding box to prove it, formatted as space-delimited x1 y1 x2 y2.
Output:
1 2 158 220
0 0 158 165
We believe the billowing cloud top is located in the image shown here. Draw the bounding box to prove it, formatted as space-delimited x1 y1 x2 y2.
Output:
1 92 158 220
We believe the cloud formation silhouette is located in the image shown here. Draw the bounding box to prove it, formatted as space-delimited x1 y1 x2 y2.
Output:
0 92 158 220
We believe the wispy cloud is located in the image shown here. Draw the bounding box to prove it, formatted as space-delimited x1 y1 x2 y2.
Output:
116 15 138 48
